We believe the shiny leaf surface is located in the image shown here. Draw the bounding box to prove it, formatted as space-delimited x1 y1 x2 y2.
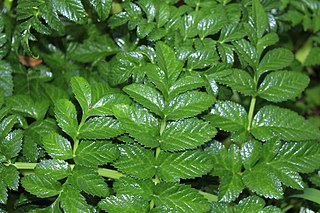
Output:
42 133 73 160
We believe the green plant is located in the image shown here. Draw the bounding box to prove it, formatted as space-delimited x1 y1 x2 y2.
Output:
0 0 320 212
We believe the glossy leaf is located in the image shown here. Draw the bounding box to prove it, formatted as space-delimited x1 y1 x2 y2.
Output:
89 0 112 21
258 71 309 102
153 182 210 213
146 64 168 95
165 91 214 120
99 194 149 213
0 130 23 160
258 48 294 76
48 0 87 23
156 150 213 182
197 10 227 39
206 101 248 132
70 76 91 113
75 140 119 167
233 39 258 68
70 166 109 197
240 140 262 170
0 165 20 191
21 174 62 198
60 185 94 213
123 83 164 116
42 133 73 160
252 0 268 38
251 105 320 141
211 69 256 96
35 159 71 180
113 177 154 200
114 144 156 179
0 61 13 96
113 104 159 148
257 32 279 54
219 173 244 202
79 117 124 139
160 118 216 151
168 75 205 99
54 99 78 139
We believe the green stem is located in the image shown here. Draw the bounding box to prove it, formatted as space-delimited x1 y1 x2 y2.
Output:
247 96 256 132
198 191 218 202
98 168 125 179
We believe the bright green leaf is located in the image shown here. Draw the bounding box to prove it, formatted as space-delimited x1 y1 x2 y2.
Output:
89 0 112 21
233 39 258 69
240 140 261 170
0 61 13 96
168 75 205 99
42 133 73 160
113 177 154 200
47 0 87 23
252 0 268 38
70 76 91 113
0 130 23 160
35 159 71 180
219 173 244 202
0 165 20 191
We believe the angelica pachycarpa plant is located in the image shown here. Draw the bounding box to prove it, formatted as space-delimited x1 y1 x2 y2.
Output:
0 0 320 212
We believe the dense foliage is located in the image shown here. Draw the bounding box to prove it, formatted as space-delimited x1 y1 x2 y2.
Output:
0 0 320 212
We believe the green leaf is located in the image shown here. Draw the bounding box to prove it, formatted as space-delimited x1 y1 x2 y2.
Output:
197 10 227 39
0 183 7 204
70 76 91 113
252 0 268 38
123 83 164 116
75 140 119 167
0 130 23 160
113 177 154 200
258 71 309 102
0 165 20 191
168 75 205 98
153 182 210 213
42 133 73 160
21 174 62 198
211 69 256 96
251 105 320 141
79 117 124 139
258 48 294 76
99 195 149 213
113 104 160 148
6 95 49 120
71 166 109 197
35 159 71 180
0 61 13 96
165 91 214 120
0 115 17 140
114 144 156 179
156 150 213 182
233 39 258 69
242 164 283 199
146 64 168 96
257 32 279 55
292 188 320 205
206 101 248 132
240 140 261 170
304 47 320 66
89 0 112 21
219 173 244 202
54 99 78 139
47 0 87 23
160 118 216 151
60 185 94 213
155 42 183 84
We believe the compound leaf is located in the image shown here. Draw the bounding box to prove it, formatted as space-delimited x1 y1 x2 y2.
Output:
153 182 210 213
206 101 248 132
79 117 124 139
251 105 320 141
156 150 213 182
75 140 119 167
114 144 156 179
160 118 216 151
42 133 73 160
113 104 159 148
21 174 62 198
258 71 309 102
54 99 78 139
99 194 149 213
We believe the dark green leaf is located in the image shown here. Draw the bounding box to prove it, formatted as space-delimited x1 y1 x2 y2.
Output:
160 118 216 151
123 83 164 116
42 133 73 160
54 99 78 139
0 130 23 160
35 159 71 180
206 101 248 132
113 104 160 148
168 75 204 99
114 177 154 200
153 182 210 213
71 166 109 197
252 0 268 38
114 144 156 179
211 69 256 96
251 105 320 141
233 39 258 69
156 150 213 182
0 115 17 140
258 48 294 76
304 47 320 66
0 61 13 96
219 173 243 202
75 140 119 166
257 32 279 55
21 174 62 198
165 91 214 120
70 76 91 113
60 185 94 213
79 117 124 139
0 165 20 191
47 0 87 23
89 0 112 21
240 140 261 170
99 194 149 213
258 71 309 102
0 183 7 204
197 8 227 39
